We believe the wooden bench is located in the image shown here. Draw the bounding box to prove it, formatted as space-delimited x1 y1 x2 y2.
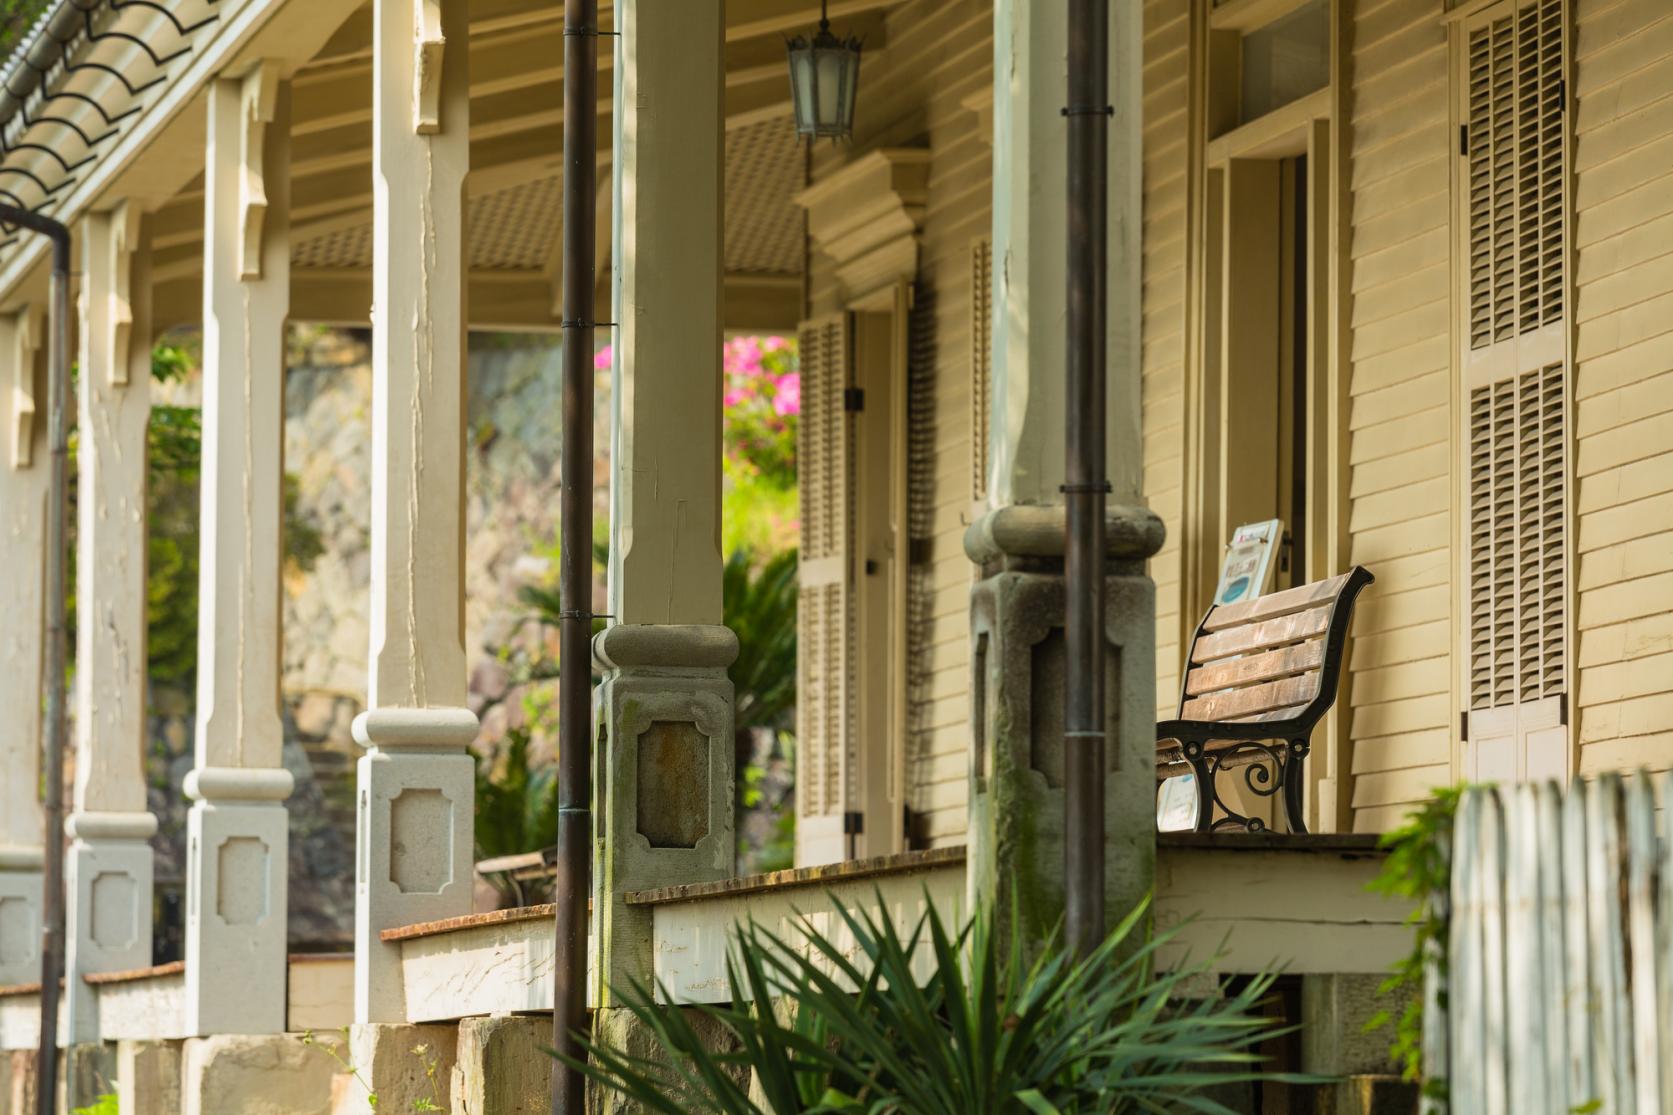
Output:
1156 566 1374 834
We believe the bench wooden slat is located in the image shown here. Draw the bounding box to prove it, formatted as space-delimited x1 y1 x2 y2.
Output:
1184 638 1325 696
1229 702 1312 724
1179 674 1319 722
1190 606 1331 664
1201 572 1350 632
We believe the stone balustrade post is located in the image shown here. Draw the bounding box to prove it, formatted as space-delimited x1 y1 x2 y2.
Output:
182 62 294 1038
970 1 1154 950
593 0 735 1006
353 0 476 1026
67 205 159 1044
0 306 47 988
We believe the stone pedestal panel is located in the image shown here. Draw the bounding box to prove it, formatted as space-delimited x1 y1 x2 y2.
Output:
65 816 157 1046
0 870 40 988
592 624 737 1005
183 792 290 1036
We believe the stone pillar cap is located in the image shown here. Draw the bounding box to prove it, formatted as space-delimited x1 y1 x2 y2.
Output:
183 766 295 803
963 502 1166 565
592 623 740 671
0 845 44 870
352 706 480 750
65 811 159 841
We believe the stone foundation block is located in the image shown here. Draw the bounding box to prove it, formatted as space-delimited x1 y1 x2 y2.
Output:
117 1039 182 1115
1301 973 1409 1077
179 1033 339 1115
3 1050 37 1115
449 1015 550 1114
338 1023 456 1115
589 1005 744 1115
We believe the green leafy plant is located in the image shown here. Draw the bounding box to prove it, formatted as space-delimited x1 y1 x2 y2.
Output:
70 1096 118 1115
1364 785 1460 1092
300 1030 446 1113
566 893 1306 1114
725 547 798 733
475 721 561 904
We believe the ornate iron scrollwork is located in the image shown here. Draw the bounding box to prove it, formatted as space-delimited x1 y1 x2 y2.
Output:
1182 737 1309 834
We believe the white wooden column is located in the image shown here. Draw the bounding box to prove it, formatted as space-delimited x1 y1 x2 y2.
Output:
593 0 735 1004
181 64 293 1038
67 205 158 1044
0 306 47 988
989 0 1142 509
353 0 475 1025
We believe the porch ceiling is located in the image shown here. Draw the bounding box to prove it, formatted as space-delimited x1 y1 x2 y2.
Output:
139 0 904 325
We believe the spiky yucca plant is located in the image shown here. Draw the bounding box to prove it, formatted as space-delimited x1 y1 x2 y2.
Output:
566 893 1306 1114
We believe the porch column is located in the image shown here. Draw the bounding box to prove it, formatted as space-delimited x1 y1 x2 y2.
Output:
594 0 735 1004
182 63 293 1037
0 307 46 988
353 0 476 1024
968 1 1158 946
68 205 158 1043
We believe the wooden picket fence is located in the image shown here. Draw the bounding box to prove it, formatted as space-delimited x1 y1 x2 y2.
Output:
1431 773 1673 1114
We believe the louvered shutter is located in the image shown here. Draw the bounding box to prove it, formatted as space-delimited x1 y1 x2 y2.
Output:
969 238 992 507
1460 0 1569 783
796 313 858 865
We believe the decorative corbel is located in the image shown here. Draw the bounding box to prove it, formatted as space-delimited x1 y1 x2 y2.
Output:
108 201 141 385
413 0 445 134
239 61 281 280
8 304 41 468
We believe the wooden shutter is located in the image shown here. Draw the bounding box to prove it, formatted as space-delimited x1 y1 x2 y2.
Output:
969 237 992 507
796 313 857 865
1460 0 1569 783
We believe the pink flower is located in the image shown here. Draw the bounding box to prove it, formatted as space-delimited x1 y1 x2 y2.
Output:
772 372 800 417
593 344 613 371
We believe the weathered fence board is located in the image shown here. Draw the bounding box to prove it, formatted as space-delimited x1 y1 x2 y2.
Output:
1434 773 1672 1114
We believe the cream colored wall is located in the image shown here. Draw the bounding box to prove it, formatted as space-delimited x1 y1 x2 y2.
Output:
1571 0 1673 775
1142 0 1191 716
1340 0 1457 833
806 0 992 848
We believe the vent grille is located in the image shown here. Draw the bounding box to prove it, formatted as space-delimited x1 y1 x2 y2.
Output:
1468 362 1566 710
969 237 992 504
1466 0 1564 352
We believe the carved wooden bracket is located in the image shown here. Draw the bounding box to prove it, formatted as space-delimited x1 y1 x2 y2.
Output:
8 304 41 468
413 0 445 134
793 149 931 310
108 202 141 385
239 62 281 281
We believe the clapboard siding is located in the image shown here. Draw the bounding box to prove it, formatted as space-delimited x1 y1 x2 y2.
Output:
1144 0 1190 715
1572 0 1673 776
805 0 992 846
1345 0 1455 834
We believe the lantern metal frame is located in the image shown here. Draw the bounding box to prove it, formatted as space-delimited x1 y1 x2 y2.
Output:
786 0 862 142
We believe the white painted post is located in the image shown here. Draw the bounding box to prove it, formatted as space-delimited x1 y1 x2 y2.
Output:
0 306 46 988
67 205 159 1044
182 63 294 1038
989 0 1142 509
593 0 736 1005
353 0 475 1025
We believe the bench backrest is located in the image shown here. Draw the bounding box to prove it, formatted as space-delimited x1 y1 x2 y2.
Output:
1175 566 1375 730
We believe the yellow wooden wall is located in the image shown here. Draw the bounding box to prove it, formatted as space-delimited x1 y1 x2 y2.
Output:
805 0 992 848
1572 0 1673 775
1340 0 1457 832
1143 0 1192 716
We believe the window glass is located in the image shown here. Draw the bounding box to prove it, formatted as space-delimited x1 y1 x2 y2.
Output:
1240 0 1330 123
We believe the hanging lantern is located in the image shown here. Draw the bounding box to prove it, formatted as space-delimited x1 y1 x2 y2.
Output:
786 0 862 142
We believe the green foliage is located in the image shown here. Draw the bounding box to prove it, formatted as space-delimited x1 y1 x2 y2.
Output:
475 721 560 904
0 0 50 54
725 547 798 732
1364 785 1461 1091
568 893 1307 1114
299 1030 446 1113
70 1097 118 1115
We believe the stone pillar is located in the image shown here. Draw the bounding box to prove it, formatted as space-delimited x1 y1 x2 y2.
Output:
353 0 475 1025
970 0 1153 950
67 206 159 1045
965 506 1163 945
116 1039 181 1115
0 306 47 989
182 63 294 1038
594 0 734 1005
